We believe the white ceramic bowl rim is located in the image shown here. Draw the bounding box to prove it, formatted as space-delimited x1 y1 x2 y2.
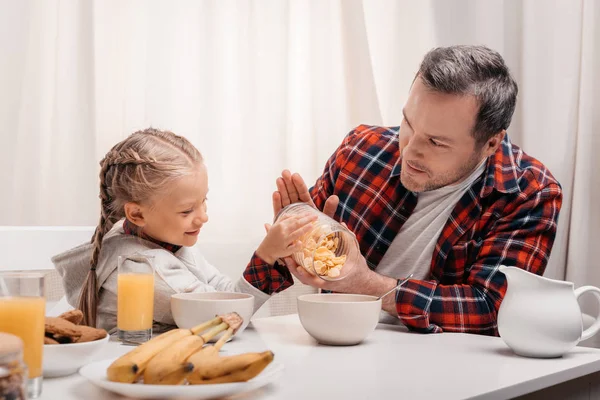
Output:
171 292 254 301
43 333 109 347
297 293 380 303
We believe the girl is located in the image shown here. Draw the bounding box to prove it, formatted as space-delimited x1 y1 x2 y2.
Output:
53 128 316 331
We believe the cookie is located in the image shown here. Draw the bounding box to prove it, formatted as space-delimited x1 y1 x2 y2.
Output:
44 317 82 341
44 336 59 345
58 310 84 325
75 325 107 343
53 335 76 344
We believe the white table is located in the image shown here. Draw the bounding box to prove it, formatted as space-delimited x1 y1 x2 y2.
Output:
40 314 600 400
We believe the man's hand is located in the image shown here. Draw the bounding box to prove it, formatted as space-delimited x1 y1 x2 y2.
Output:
283 251 399 314
272 169 339 218
271 170 398 313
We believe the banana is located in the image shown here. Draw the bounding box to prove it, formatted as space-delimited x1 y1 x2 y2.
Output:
142 335 205 384
107 314 233 383
143 322 235 385
189 351 274 385
181 325 234 378
107 328 192 383
189 352 264 381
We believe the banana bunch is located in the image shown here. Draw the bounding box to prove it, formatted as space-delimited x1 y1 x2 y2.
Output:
188 349 274 384
106 312 274 385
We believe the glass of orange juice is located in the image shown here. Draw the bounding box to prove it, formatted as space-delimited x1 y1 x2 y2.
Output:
0 272 45 398
117 254 155 344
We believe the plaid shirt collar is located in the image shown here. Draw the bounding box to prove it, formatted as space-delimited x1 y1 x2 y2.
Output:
122 218 182 253
481 137 523 197
389 132 521 198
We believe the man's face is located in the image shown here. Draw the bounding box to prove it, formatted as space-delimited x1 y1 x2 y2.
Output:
399 77 490 192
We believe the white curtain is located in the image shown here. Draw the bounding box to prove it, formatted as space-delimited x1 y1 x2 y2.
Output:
1 0 598 307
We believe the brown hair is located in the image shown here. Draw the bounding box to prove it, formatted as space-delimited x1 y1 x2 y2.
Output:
78 128 203 327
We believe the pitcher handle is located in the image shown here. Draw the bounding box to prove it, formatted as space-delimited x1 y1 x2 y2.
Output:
575 286 600 341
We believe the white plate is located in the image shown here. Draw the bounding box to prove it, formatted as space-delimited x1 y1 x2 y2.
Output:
79 358 284 399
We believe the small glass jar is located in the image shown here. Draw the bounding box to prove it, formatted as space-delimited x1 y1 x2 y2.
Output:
275 203 360 281
0 333 28 400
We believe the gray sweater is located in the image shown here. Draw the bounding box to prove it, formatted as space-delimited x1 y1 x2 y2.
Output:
52 220 269 333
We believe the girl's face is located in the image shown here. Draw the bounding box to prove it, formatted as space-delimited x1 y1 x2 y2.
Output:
138 163 209 247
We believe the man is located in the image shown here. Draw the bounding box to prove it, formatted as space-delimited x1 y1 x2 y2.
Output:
245 45 562 336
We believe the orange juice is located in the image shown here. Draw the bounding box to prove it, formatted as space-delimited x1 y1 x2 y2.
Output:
117 273 154 331
0 296 46 378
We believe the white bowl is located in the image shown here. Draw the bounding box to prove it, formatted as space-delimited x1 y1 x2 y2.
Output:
170 292 254 339
43 334 110 378
297 294 381 345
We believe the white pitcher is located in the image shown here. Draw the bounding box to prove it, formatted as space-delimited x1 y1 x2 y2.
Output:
497 265 600 358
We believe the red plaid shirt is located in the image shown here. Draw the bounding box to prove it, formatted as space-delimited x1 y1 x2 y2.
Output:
244 125 562 335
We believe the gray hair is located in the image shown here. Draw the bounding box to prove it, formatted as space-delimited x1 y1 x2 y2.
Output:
417 45 518 144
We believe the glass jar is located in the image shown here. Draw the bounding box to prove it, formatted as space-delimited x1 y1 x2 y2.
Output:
0 333 28 400
275 203 359 281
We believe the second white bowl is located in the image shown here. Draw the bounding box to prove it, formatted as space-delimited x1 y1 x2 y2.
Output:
170 292 254 339
297 293 381 346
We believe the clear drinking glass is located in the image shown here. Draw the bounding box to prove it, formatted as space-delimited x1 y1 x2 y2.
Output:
0 272 45 398
117 254 155 344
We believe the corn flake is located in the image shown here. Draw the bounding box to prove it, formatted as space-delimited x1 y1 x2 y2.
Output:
296 226 348 279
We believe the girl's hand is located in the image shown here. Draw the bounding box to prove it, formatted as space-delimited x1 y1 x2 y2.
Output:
255 213 317 265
